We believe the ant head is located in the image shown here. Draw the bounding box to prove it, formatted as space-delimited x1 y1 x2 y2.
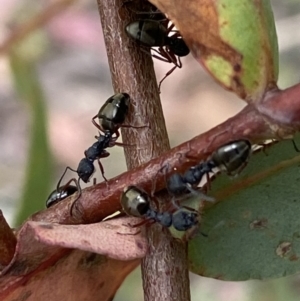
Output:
121 186 150 217
168 38 189 57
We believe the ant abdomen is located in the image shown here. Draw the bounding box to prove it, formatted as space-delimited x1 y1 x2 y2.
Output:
46 185 78 208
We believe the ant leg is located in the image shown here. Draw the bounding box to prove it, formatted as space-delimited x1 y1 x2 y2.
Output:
99 150 110 159
151 52 172 63
112 129 120 141
292 139 300 152
69 178 82 216
61 178 78 191
56 166 77 191
151 164 170 196
97 159 108 182
95 132 121 146
180 205 199 214
150 46 176 65
156 47 179 66
177 56 183 68
168 195 204 215
154 48 180 91
107 132 136 147
205 172 212 191
121 123 149 129
170 197 182 210
165 199 179 212
151 46 179 68
256 141 273 156
91 115 103 132
114 141 135 147
168 30 181 39
169 191 199 211
136 46 166 62
150 195 160 210
158 65 177 91
166 23 175 34
185 185 215 202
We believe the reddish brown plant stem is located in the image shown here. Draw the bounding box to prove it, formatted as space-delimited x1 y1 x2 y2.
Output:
96 0 190 300
32 97 282 225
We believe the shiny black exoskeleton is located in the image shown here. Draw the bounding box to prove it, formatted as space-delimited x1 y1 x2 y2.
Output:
92 93 130 139
121 186 198 231
125 19 189 89
46 184 77 208
48 93 130 209
211 139 252 175
167 140 252 198
167 161 216 197
125 20 189 55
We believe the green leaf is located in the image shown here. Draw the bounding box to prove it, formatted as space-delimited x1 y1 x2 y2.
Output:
207 0 279 100
188 135 300 280
149 0 279 100
10 51 52 226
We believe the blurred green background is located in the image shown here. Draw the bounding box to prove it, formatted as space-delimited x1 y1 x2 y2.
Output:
0 0 299 300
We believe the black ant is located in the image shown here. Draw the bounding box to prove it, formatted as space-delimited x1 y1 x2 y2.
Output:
125 19 189 90
121 186 199 231
167 140 252 199
48 93 130 211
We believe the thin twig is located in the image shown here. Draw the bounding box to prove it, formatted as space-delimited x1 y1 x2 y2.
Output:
96 0 190 300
